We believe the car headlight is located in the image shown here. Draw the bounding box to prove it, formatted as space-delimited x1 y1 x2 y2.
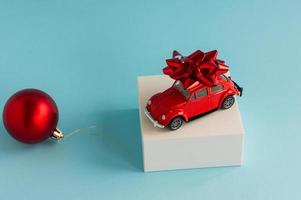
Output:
161 114 166 120
148 100 151 105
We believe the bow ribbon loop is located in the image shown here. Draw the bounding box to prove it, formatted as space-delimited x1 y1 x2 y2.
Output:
163 50 229 87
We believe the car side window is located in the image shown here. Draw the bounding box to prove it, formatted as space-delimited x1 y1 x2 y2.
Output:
195 88 208 99
211 85 224 93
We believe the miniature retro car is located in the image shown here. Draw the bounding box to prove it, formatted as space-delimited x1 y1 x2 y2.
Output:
144 50 242 130
145 75 242 130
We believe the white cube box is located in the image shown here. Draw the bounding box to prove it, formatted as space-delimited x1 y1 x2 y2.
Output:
137 75 245 172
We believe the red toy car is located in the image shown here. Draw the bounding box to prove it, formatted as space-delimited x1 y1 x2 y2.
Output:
145 50 242 130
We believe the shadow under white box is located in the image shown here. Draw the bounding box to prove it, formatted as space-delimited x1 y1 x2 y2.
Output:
137 75 245 172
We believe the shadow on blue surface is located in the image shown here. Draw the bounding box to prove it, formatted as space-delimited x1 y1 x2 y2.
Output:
0 109 143 172
98 108 143 172
0 122 58 154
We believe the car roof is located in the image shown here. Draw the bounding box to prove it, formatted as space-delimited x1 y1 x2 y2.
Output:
186 75 226 93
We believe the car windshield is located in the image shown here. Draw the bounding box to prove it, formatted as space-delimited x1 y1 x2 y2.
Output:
174 80 190 99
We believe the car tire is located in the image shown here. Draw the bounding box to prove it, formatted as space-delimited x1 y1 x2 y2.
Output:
222 95 235 109
168 117 184 131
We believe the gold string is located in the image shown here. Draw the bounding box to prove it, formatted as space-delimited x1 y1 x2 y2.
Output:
61 125 97 140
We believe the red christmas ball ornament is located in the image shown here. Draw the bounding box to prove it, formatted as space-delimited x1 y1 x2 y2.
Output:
2 89 64 144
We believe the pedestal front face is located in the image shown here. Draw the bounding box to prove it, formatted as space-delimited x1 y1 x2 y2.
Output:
137 75 245 172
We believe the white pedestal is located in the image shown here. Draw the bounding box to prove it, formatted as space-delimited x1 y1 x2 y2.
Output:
137 75 245 172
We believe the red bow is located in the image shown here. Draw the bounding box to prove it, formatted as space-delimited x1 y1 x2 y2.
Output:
163 50 229 88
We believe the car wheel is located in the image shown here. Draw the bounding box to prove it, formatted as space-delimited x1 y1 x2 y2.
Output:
168 117 184 131
222 95 235 109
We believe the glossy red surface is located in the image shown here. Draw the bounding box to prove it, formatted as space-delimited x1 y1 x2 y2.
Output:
147 75 239 127
163 50 229 87
146 49 242 128
3 89 59 144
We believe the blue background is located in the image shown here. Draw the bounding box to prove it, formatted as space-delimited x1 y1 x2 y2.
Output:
0 0 300 199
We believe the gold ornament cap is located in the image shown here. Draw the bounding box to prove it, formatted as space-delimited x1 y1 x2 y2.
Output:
51 128 64 140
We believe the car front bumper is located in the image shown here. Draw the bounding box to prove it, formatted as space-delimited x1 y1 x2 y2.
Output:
144 108 165 128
